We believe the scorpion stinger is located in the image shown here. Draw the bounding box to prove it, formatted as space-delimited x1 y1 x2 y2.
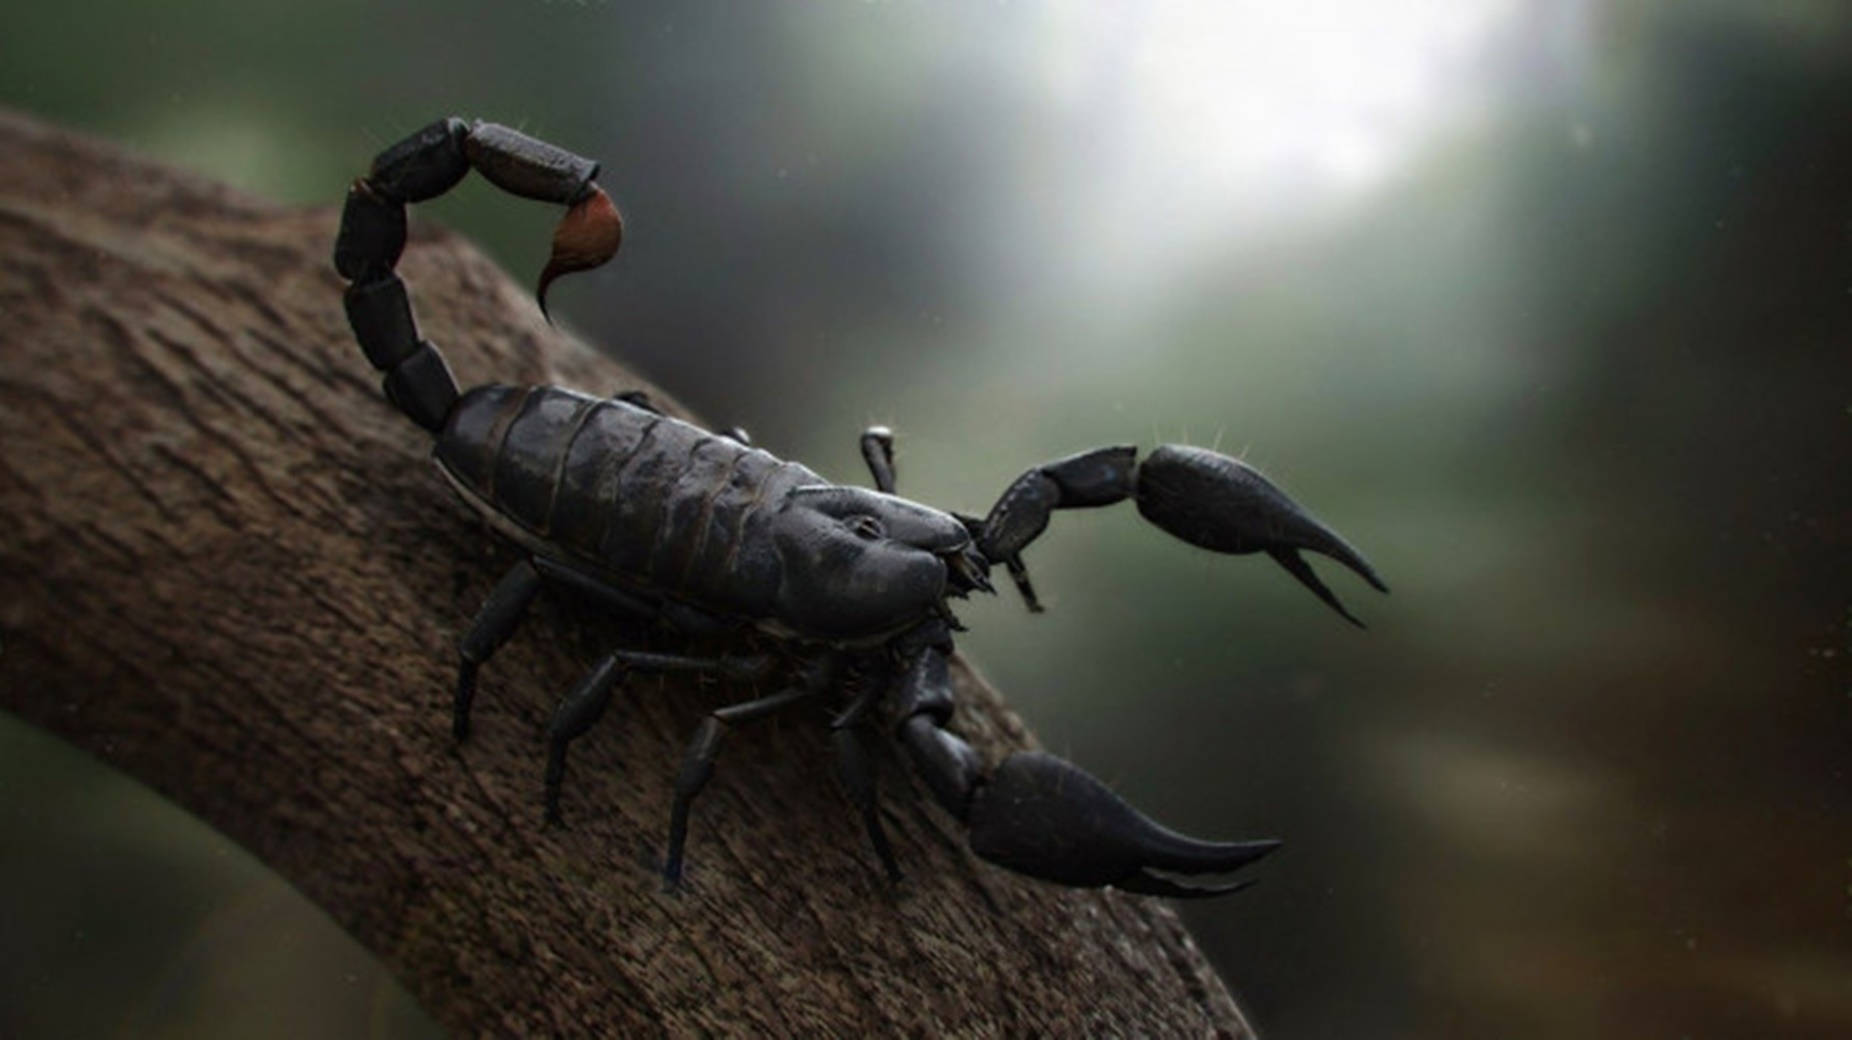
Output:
537 184 622 322
337 117 1385 898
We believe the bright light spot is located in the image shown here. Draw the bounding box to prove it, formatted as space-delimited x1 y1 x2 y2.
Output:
142 106 316 200
1021 1 1528 281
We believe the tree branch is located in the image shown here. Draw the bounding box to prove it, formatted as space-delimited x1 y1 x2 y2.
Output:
0 107 1254 1037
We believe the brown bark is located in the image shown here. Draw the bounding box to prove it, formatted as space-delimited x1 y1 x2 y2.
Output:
0 107 1253 1037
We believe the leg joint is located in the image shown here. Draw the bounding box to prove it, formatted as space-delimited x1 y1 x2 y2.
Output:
900 715 982 821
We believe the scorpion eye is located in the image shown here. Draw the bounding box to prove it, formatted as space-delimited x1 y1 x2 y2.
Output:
848 514 885 540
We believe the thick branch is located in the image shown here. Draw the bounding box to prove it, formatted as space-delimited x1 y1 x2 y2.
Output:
0 108 1252 1037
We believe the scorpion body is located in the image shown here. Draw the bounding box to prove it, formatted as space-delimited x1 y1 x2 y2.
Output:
433 384 972 642
335 118 1387 896
439 385 804 622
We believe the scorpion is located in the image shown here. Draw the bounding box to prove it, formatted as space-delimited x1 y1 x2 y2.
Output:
333 118 1387 897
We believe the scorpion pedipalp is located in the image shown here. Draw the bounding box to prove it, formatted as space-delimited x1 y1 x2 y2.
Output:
893 637 1279 896
1135 444 1388 627
972 442 1386 625
966 751 1282 897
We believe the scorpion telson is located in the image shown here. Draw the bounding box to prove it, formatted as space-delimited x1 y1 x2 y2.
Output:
335 118 1388 897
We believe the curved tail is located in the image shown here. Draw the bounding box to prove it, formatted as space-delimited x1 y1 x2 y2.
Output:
332 118 622 431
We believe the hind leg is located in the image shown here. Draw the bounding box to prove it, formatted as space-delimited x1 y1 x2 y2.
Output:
545 649 772 825
662 656 838 888
453 559 543 741
831 684 902 882
456 553 691 742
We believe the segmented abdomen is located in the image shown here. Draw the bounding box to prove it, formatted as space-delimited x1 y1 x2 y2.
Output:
434 384 812 617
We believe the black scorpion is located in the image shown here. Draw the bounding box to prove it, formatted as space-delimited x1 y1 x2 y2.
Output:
333 118 1388 897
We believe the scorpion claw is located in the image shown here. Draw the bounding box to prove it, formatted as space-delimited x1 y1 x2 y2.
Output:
1136 444 1387 623
1116 871 1261 900
945 546 994 596
966 751 1279 894
537 185 623 322
1269 547 1367 629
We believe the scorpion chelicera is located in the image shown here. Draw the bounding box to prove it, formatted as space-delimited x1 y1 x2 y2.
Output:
334 118 1387 897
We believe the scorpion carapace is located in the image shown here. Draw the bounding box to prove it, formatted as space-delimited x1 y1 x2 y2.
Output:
335 118 1388 898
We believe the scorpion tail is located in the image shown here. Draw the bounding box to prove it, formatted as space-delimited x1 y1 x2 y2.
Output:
334 118 622 431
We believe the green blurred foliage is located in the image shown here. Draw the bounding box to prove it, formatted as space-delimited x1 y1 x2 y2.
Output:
2 1 1848 1036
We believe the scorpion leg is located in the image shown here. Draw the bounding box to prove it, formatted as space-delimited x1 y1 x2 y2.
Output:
535 555 740 636
545 649 773 825
454 559 543 741
529 555 658 619
975 444 1387 624
663 656 837 888
544 651 627 825
831 683 902 882
893 630 1277 897
860 426 897 493
456 554 672 743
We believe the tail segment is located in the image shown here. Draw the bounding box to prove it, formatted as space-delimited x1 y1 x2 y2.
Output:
333 118 622 431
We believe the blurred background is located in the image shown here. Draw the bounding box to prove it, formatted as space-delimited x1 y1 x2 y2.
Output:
3 1 1849 1036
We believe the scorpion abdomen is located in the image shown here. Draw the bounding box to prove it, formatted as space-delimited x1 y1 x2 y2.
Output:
435 384 810 618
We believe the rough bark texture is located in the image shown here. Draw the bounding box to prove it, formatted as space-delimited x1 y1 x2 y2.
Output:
0 108 1253 1037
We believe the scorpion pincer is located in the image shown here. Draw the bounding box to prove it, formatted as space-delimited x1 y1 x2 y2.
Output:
334 118 1388 897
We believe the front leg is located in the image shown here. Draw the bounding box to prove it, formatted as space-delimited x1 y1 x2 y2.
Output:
891 630 1276 898
975 443 1387 625
860 425 896 493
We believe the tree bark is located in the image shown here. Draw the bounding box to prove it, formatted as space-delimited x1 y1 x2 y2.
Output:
0 107 1254 1037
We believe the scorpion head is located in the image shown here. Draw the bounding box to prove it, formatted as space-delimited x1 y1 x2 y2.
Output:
771 486 985 641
